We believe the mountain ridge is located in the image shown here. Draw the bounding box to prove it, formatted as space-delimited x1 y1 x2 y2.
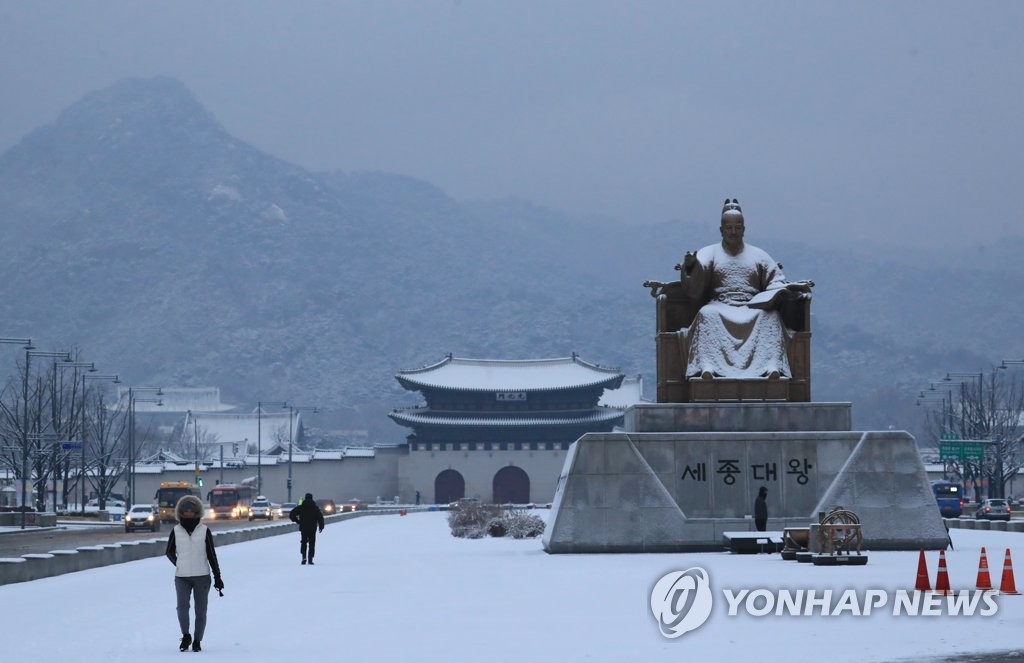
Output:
0 76 1016 441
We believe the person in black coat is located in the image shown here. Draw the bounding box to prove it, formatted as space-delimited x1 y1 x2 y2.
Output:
289 492 325 565
754 486 768 532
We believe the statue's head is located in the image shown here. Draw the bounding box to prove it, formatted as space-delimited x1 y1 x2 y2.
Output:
720 198 745 253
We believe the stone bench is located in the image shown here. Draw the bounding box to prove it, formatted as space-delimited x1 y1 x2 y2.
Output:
722 531 784 554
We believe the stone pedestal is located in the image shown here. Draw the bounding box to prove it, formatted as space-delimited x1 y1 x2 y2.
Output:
542 403 947 553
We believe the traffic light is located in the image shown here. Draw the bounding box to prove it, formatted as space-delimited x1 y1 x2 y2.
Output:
197 477 204 487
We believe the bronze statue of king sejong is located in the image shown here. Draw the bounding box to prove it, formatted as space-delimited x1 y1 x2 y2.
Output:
644 199 814 403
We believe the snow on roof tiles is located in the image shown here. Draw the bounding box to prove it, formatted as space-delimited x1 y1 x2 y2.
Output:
396 355 624 392
599 375 646 408
186 411 296 448
390 407 625 428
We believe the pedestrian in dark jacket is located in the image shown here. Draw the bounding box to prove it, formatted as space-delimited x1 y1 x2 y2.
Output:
754 486 768 532
166 495 224 652
290 492 325 565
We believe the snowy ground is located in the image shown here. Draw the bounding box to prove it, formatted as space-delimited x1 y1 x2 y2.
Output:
2 511 1023 662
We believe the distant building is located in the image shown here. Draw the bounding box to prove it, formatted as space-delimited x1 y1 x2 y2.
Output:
184 410 305 464
390 355 634 503
129 358 645 506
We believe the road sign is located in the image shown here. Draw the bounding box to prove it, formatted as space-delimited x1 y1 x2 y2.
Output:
940 432 961 442
61 442 82 451
939 440 987 462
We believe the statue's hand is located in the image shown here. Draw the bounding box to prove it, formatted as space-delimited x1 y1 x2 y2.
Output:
643 280 665 298
785 280 814 293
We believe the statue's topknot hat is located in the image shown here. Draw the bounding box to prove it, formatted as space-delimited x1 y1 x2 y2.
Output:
721 198 743 220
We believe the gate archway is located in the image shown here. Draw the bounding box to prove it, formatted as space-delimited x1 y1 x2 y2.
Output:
434 469 465 505
492 465 530 504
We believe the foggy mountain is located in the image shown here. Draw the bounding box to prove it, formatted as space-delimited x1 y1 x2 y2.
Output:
0 77 1017 441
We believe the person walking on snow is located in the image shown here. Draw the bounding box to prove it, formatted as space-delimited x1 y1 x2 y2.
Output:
290 492 325 565
166 494 224 652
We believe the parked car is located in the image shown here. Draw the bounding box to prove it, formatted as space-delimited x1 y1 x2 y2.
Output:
249 496 275 521
88 497 126 508
447 497 482 509
124 504 160 532
975 498 1012 521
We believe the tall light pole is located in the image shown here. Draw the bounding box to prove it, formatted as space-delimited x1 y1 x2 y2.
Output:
923 382 959 434
52 361 95 512
80 373 120 513
124 386 163 509
0 338 33 527
945 372 985 438
256 400 287 496
188 409 202 488
24 350 71 526
285 405 317 502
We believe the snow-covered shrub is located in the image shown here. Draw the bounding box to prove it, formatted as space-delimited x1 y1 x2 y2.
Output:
486 517 507 537
448 500 501 538
451 524 487 539
447 502 546 539
503 510 546 539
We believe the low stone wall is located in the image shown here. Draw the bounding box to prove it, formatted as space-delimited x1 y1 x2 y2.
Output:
0 507 413 586
944 518 1024 534
0 512 57 527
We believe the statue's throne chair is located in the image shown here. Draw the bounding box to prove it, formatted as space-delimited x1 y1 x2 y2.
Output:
647 281 811 403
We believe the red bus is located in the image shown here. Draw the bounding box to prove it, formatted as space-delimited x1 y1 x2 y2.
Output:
207 483 258 520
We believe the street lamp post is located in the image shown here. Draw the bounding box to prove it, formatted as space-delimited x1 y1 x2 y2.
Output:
23 350 71 526
188 410 202 487
943 372 985 438
79 373 120 513
285 405 317 502
52 361 95 512
256 401 287 496
124 386 163 509
0 338 33 527
923 382 959 434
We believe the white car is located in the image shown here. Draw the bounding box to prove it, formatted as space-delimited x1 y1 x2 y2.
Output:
249 496 274 521
124 504 161 532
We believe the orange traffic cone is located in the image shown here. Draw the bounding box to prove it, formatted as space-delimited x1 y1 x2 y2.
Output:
999 548 1020 595
915 549 931 591
976 547 994 590
934 549 952 595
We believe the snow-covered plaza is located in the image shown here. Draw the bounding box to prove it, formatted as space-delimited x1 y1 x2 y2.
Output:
2 511 1023 662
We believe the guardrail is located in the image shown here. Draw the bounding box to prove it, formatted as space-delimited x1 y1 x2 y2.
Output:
0 507 424 586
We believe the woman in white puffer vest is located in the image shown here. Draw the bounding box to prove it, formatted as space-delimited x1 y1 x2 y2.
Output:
165 494 224 652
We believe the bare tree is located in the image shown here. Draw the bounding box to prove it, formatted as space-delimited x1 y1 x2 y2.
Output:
925 368 1024 500
86 390 129 509
175 420 220 464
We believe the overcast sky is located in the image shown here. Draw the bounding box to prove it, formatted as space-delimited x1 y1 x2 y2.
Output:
1 1 1021 249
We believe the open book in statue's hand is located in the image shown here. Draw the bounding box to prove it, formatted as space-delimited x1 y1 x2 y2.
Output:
746 280 814 310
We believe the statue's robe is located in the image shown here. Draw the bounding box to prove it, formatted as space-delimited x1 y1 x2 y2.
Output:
678 242 793 378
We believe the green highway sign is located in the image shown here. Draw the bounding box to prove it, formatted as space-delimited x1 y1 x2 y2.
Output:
939 440 987 462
